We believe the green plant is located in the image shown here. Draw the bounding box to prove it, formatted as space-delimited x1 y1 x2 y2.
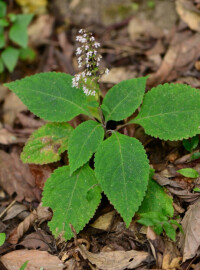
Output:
0 0 34 73
20 261 28 270
5 29 200 241
0 232 6 246
183 135 199 152
138 212 182 241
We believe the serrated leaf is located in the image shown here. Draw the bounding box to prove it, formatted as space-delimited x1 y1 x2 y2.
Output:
42 164 101 240
21 122 73 164
131 83 200 140
5 73 91 121
101 77 147 122
1 47 19 72
0 1 6 18
138 175 174 217
163 221 176 241
9 14 33 48
69 120 104 175
95 132 149 226
177 168 199 178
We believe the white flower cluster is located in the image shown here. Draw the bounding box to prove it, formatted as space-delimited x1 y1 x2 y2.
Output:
72 29 109 96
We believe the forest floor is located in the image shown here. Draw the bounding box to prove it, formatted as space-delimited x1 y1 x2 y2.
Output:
1 0 200 269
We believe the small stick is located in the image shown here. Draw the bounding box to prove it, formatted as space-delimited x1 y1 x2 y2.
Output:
0 200 16 219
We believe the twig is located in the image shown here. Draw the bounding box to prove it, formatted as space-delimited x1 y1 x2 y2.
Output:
0 200 16 219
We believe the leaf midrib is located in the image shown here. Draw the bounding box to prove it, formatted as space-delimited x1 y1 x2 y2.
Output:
71 124 102 172
115 133 129 212
105 89 135 121
134 109 200 122
15 88 89 116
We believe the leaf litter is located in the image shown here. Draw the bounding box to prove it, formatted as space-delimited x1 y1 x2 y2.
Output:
1 0 200 269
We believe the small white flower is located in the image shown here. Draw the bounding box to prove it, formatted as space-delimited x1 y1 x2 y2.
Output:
79 29 84 33
90 37 95 41
86 71 91 76
76 47 82 55
85 45 89 50
94 42 100 48
105 68 109 75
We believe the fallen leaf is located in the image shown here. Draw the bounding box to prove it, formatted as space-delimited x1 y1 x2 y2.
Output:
148 32 200 87
18 231 53 251
0 128 18 145
7 205 52 244
91 211 115 231
15 0 48 14
1 249 64 270
100 67 137 84
128 17 164 41
179 198 200 261
29 164 55 190
0 150 41 202
3 92 27 126
28 14 54 46
78 244 150 270
3 203 28 221
176 0 200 32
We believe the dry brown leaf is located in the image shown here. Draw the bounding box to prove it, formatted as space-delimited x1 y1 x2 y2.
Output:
128 17 164 41
100 67 137 84
28 14 54 46
15 0 48 14
18 231 53 251
0 128 18 144
148 32 200 87
3 92 27 126
0 150 41 202
179 198 200 261
78 244 150 270
91 210 115 231
1 249 64 270
176 0 200 32
7 205 52 244
3 203 28 221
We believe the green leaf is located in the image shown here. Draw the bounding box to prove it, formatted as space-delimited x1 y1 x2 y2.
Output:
0 18 9 27
20 261 28 270
19 47 36 61
42 164 101 240
0 1 6 18
101 77 147 122
69 120 104 175
0 232 6 246
0 32 5 49
1 46 19 72
183 135 199 152
138 173 174 217
193 187 200 192
95 132 149 226
177 168 199 178
9 14 33 48
8 13 17 22
5 73 91 121
163 221 176 241
131 83 200 140
191 152 200 160
0 57 4 73
21 122 73 164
